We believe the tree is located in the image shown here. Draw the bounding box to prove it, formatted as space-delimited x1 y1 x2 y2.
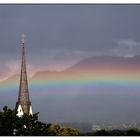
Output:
0 106 79 136
126 128 140 136
49 124 79 136
110 129 126 136
0 106 18 135
93 129 110 136
0 106 52 136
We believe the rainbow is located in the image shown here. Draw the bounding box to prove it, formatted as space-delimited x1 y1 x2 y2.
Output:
1 70 140 97
1 60 140 100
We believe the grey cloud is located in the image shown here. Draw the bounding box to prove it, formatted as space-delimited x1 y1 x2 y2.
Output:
111 39 140 57
1 5 140 70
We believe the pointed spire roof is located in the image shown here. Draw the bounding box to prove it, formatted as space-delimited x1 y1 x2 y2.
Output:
16 34 32 115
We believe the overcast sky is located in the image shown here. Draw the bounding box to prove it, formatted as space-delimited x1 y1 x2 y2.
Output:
2 4 140 123
1 4 140 80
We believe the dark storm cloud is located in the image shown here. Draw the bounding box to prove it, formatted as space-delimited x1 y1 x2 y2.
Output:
1 5 140 71
2 5 140 123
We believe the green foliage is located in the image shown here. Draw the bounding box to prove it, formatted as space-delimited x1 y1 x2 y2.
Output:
0 106 79 136
0 106 18 135
2 106 140 136
49 124 79 136
13 113 52 136
110 129 126 136
0 106 52 136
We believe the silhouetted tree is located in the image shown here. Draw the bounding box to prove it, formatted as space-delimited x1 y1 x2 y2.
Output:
93 129 110 136
0 106 18 135
0 106 52 136
110 129 126 136
126 128 140 136
0 106 79 136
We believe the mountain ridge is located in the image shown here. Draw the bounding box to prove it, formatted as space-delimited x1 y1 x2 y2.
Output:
1 55 140 84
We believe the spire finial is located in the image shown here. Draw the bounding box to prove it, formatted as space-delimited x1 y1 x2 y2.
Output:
21 33 25 44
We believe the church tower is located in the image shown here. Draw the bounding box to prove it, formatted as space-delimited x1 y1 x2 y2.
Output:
15 34 33 117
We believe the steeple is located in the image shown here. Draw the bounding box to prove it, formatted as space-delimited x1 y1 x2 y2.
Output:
16 34 33 117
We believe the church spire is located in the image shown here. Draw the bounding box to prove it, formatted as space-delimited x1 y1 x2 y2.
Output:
16 34 33 117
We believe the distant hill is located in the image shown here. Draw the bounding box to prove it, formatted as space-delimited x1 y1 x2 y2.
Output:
66 55 140 72
31 55 140 82
2 55 140 84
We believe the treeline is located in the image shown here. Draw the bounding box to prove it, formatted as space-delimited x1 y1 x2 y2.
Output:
80 128 140 136
0 106 79 136
1 106 140 136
